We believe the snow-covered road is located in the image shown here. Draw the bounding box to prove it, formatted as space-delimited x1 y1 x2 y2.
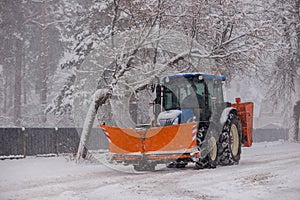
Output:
1 141 300 200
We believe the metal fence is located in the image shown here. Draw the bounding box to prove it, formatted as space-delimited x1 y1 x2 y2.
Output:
0 128 24 156
0 128 108 158
252 128 289 142
0 127 293 158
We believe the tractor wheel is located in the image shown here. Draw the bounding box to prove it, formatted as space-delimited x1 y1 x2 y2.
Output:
195 129 218 169
218 112 242 166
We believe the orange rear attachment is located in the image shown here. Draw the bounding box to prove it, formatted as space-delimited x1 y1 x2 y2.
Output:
99 122 198 154
232 98 254 147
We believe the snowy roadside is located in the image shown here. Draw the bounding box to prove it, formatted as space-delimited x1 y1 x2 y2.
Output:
0 141 299 200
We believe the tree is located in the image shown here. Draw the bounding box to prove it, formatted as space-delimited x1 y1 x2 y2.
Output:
267 0 299 101
50 0 272 118
0 1 26 126
0 0 82 127
262 0 300 140
29 0 78 123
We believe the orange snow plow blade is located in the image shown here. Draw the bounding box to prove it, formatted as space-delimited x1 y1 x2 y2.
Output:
99 122 198 159
232 98 254 147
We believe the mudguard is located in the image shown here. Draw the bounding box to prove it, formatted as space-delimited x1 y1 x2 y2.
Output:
232 99 254 147
220 107 237 125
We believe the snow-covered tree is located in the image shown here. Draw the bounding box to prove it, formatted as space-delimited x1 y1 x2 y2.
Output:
0 0 82 127
49 0 273 120
260 0 300 141
0 1 27 126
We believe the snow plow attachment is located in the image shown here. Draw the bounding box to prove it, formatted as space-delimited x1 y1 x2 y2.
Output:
232 98 254 147
99 122 199 165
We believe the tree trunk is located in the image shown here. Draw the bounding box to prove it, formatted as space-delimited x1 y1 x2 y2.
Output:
0 74 3 116
3 76 7 114
294 101 300 142
7 74 13 110
129 94 138 124
22 54 27 105
14 38 22 126
296 0 300 65
289 101 300 142
23 78 27 105
40 0 47 123
76 89 111 160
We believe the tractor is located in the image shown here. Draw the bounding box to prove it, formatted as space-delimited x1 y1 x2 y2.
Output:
100 72 253 171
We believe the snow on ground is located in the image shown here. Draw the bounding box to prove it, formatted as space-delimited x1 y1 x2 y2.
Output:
0 141 300 200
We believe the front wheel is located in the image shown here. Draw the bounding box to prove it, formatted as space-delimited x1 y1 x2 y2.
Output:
195 130 218 169
218 112 242 166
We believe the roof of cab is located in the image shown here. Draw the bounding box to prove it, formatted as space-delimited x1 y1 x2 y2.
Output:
163 73 226 81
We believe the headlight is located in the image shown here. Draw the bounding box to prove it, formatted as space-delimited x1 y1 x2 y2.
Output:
172 117 179 124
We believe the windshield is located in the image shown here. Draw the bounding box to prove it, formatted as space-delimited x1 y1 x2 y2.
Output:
163 76 206 110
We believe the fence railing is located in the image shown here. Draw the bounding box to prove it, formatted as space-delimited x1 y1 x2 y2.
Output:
0 127 292 158
0 128 108 158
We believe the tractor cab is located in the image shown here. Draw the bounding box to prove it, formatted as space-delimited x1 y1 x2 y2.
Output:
153 73 228 127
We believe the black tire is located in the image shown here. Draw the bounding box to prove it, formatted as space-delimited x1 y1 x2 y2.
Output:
195 127 218 169
218 111 242 166
167 160 187 168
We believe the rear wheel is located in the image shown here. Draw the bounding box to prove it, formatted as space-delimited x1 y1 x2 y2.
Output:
218 112 242 165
